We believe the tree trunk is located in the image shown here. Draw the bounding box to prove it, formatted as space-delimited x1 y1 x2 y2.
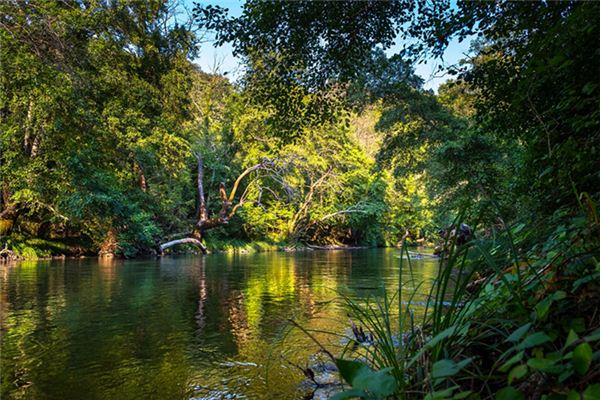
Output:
158 155 274 255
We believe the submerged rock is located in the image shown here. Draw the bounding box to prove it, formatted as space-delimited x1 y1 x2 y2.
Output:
299 354 344 399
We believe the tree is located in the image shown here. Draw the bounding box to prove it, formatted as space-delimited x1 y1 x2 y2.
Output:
0 0 199 256
410 1 600 215
158 155 281 253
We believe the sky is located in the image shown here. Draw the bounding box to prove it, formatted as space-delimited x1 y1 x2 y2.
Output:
186 0 473 93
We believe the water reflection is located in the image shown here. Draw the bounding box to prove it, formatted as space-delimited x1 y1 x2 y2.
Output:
1 249 440 399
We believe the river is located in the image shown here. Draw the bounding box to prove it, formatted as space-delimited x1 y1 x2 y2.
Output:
1 249 440 399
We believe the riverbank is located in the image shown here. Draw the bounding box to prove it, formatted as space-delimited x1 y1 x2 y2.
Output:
1 236 430 261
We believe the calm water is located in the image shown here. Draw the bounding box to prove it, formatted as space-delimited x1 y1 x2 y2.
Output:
1 249 440 399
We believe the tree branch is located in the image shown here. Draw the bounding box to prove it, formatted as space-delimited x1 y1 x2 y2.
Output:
227 159 274 202
159 238 207 254
159 157 282 255
318 208 368 222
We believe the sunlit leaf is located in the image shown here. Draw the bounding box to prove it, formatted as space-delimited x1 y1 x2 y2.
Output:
573 342 592 375
508 364 528 384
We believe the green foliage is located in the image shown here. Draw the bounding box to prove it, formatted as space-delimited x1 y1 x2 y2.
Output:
1 2 599 400
413 1 600 216
195 1 414 89
317 206 599 399
0 0 458 257
333 359 397 400
0 0 201 256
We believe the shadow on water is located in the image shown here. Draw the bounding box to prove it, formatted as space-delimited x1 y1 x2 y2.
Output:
1 249 441 399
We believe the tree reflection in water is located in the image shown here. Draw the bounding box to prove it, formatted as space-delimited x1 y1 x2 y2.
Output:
1 249 440 399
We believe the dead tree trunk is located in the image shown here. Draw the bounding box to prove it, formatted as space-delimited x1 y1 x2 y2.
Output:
159 238 206 253
158 155 275 255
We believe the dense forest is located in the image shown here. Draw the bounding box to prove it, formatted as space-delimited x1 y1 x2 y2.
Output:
1 1 599 398
2 1 597 259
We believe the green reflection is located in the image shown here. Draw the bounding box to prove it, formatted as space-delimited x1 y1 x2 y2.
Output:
1 249 440 399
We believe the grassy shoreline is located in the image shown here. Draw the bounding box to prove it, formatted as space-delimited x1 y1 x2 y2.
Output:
1 237 423 261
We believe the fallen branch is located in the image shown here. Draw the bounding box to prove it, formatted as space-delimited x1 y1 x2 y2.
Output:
159 238 207 254
0 245 20 261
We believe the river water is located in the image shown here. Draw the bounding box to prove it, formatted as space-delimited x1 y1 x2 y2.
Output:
1 249 440 399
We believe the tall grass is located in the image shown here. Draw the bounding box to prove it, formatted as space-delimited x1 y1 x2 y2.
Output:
293 201 600 399
332 231 488 399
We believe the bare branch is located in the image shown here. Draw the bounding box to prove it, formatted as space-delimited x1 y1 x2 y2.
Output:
159 157 285 255
227 159 274 202
195 152 207 221
160 238 207 254
318 208 368 222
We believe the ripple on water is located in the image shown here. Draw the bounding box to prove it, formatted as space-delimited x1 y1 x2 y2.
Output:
1 249 442 399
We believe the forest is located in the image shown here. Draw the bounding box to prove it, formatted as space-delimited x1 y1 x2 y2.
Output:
1 1 599 399
1 0 597 259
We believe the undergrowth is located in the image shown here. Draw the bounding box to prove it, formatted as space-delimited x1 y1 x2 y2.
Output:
296 198 600 399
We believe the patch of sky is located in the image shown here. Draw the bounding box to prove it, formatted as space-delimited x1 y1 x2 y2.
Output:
183 0 474 92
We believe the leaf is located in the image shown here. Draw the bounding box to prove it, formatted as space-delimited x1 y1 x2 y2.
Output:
584 328 600 342
582 82 598 95
425 385 459 400
567 389 581 400
506 323 532 343
568 318 586 333
499 351 524 372
552 290 567 300
559 369 574 383
409 325 468 367
496 386 525 400
432 358 472 380
517 332 551 350
534 291 565 321
335 359 397 398
535 297 553 320
508 364 528 384
572 342 592 375
452 391 473 400
574 272 600 291
361 368 397 397
428 325 464 348
527 357 559 373
539 166 554 178
512 223 526 233
336 359 366 386
565 330 579 349
583 384 600 400
330 388 369 400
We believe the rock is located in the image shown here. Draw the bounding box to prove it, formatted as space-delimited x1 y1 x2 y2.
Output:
312 384 344 400
299 354 345 399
